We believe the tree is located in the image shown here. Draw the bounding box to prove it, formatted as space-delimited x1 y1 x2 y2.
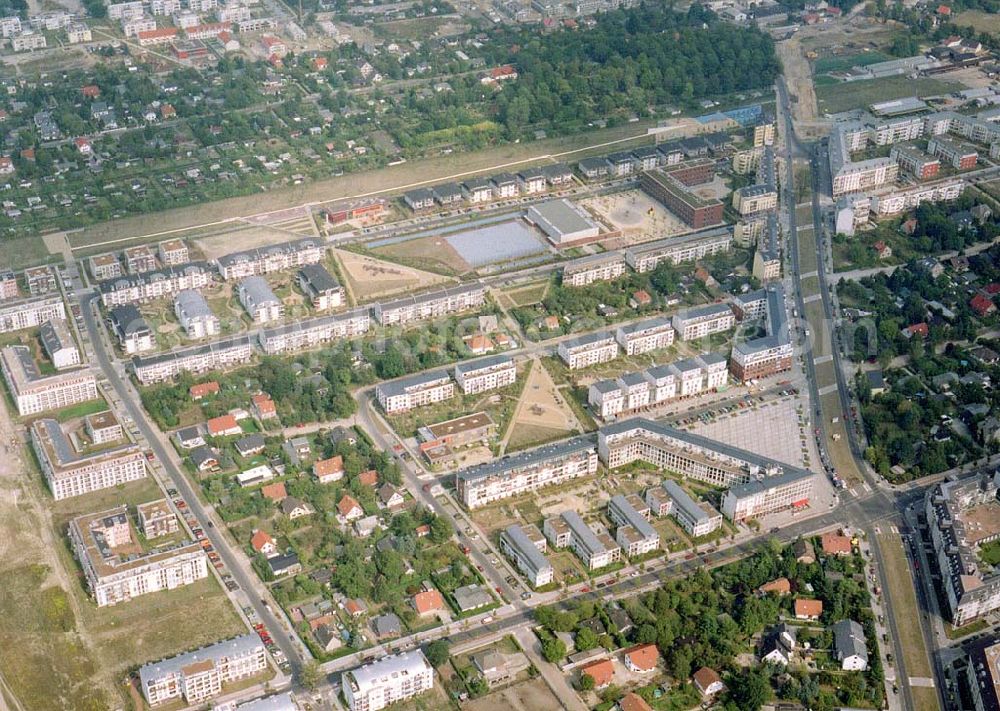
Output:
731 667 770 710
579 673 595 691
425 639 450 667
575 627 598 651
299 660 323 690
541 637 566 663
429 515 452 544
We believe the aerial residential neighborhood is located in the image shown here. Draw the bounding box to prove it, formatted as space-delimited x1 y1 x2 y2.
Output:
1 0 1000 709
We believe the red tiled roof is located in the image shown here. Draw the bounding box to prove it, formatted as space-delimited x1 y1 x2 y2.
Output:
581 659 614 687
207 414 239 435
624 643 659 671
358 469 378 486
795 598 823 618
619 693 653 711
338 494 361 517
190 381 220 398
413 589 444 614
971 294 995 316
314 456 343 478
261 482 287 502
821 532 852 555
251 530 275 552
759 577 791 595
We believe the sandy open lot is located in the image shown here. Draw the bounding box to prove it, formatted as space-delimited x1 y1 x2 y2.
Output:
580 189 688 246
332 248 454 302
502 358 579 452
463 676 564 711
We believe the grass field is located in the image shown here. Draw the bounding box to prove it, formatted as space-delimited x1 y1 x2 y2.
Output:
813 51 892 75
952 10 1000 34
876 532 934 679
506 423 571 452
373 235 470 276
816 76 962 114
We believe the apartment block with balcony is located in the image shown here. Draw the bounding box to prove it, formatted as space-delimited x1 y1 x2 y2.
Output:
500 524 554 587
373 284 486 326
615 316 674 355
623 226 732 273
215 238 325 280
376 370 454 414
174 289 220 338
131 336 254 385
343 652 434 711
99 262 213 307
258 309 370 355
0 294 66 333
561 252 627 287
1 345 96 416
557 331 619 369
237 276 284 324
671 303 736 341
454 355 516 394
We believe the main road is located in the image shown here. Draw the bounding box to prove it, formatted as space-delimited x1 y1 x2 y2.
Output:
78 290 307 676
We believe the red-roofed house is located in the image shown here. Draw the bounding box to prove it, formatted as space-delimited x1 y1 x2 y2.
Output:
873 241 892 260
580 659 614 689
74 137 92 155
630 290 652 308
795 598 823 620
465 333 494 355
903 322 929 339
190 381 220 400
311 56 328 71
0 156 13 174
345 598 367 617
160 104 176 119
138 27 178 46
261 35 287 57
415 524 430 537
486 64 518 83
358 469 379 487
693 667 725 697
207 414 241 437
937 4 951 15
619 692 653 711
623 643 659 673
261 482 287 502
971 294 996 317
251 393 278 421
759 577 791 595
821 532 852 556
413 589 444 615
984 283 1000 295
313 456 344 484
81 84 100 98
337 494 363 521
251 530 277 556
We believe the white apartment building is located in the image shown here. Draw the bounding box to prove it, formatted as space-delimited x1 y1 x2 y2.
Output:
125 245 158 274
298 263 344 311
462 178 493 203
733 184 778 216
870 116 924 145
454 355 516 394
0 294 66 333
554 510 621 570
829 124 899 197
376 370 454 414
158 239 189 265
672 303 736 341
517 169 547 195
500 524 553 587
562 252 627 287
215 238 325 280
66 23 92 42
615 316 674 355
107 0 145 18
557 331 619 370
729 283 793 383
456 437 598 508
587 354 726 419
98 262 213 307
12 31 47 51
491 173 519 199
925 111 1000 145
623 226 732 272
373 284 486 326
1 345 97 416
721 468 814 522
69 506 208 606
31 418 146 501
661 480 722 537
131 336 254 385
139 634 267 707
90 253 123 281
108 304 155 354
343 652 434 711
869 179 965 216
608 494 659 557
122 16 157 37
0 15 21 37
216 3 251 22
258 309 370 355
40 318 81 370
150 0 182 14
237 276 284 324
174 289 220 338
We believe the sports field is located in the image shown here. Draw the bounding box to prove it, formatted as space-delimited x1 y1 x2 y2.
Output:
816 76 962 114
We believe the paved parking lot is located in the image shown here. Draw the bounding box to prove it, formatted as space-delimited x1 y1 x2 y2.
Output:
687 397 812 469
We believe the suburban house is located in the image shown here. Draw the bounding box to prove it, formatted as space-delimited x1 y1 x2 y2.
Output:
313 456 345 484
251 530 277 557
623 643 658 673
693 667 725 697
337 494 364 521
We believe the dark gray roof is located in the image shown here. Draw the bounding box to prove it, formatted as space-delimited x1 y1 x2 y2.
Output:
298 263 340 293
833 619 868 663
98 261 211 294
109 304 150 337
378 369 451 398
455 434 596 484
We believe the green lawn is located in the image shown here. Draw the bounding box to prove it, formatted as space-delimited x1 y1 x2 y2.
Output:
980 540 1000 567
54 398 110 423
816 76 962 114
813 51 891 74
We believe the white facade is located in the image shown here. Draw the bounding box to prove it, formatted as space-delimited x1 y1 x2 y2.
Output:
1 345 96 417
672 303 736 341
344 652 434 711
557 332 619 370
454 356 516 394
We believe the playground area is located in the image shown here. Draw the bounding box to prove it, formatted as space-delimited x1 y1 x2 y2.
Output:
580 189 688 246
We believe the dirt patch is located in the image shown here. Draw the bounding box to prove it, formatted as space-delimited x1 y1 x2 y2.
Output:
194 224 312 261
332 248 454 302
580 189 689 247
372 234 471 276
501 359 579 453
777 37 819 123
463 676 564 711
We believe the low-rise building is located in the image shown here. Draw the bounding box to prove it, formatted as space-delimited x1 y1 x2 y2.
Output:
238 276 283 324
139 634 267 707
615 317 674 355
376 370 454 414
456 436 598 509
31 418 146 500
108 304 155 354
672 303 736 341
131 336 254 385
419 412 495 449
0 294 66 333
661 480 722 537
373 284 486 326
623 226 732 272
215 238 324 281
343 651 434 711
1 345 96 416
832 619 869 671
99 262 213 307
174 289 219 338
608 494 659 556
297 263 344 310
500 524 554 587
70 505 206 607
39 317 80 370
454 355 516 394
557 331 619 369
562 252 626 287
258 309 370 355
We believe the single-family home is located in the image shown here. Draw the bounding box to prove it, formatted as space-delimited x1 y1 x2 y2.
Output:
413 589 444 616
207 414 241 437
580 659 614 689
795 598 823 621
261 482 287 502
623 643 658 673
281 497 313 520
821 532 852 556
378 483 405 509
313 456 344 484
251 530 278 557
337 494 363 521
693 667 725 697
833 619 869 671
